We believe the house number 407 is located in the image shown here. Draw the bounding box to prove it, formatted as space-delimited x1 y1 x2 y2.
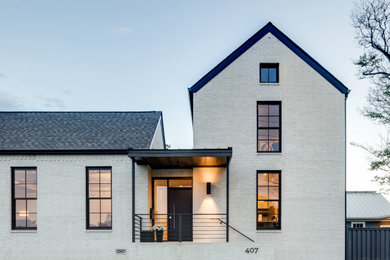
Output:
245 248 258 254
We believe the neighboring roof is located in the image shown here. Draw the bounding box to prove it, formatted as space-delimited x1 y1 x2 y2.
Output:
188 22 350 116
128 148 232 168
347 191 390 220
0 111 164 152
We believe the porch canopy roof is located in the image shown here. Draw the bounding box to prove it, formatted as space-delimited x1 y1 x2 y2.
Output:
128 148 232 169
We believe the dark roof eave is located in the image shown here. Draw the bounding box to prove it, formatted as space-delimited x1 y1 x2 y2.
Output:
128 148 232 158
188 22 350 116
0 149 129 155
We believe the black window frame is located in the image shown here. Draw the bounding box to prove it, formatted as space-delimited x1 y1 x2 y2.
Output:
257 101 282 153
11 167 38 230
256 170 281 230
86 167 112 230
260 63 279 83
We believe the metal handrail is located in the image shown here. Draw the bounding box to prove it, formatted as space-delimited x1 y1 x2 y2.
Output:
217 218 255 242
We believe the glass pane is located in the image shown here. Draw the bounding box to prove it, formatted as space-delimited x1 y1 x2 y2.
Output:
269 117 279 127
27 213 37 228
260 68 269 82
15 213 26 228
100 184 111 197
27 200 37 213
258 187 268 200
89 199 100 213
26 169 37 184
261 215 270 222
258 173 268 186
14 170 25 184
88 170 99 184
15 184 25 198
101 199 111 213
269 174 279 186
269 201 279 212
258 129 269 140
268 68 277 82
258 140 270 152
258 104 268 116
258 117 268 127
100 170 111 184
15 200 26 215
100 213 112 227
89 184 99 198
269 187 279 200
154 180 168 216
26 184 37 198
269 140 279 152
258 201 268 209
269 105 279 116
269 129 279 139
169 179 192 188
89 213 99 227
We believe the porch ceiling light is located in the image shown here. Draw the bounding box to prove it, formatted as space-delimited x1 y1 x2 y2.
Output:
206 182 211 195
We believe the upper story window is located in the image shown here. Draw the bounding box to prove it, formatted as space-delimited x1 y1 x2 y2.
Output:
12 167 37 230
257 101 281 152
260 63 279 83
257 171 281 230
86 167 112 229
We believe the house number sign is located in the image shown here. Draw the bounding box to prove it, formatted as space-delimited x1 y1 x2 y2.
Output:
245 248 258 254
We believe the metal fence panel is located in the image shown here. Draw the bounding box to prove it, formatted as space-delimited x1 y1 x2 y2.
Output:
347 228 390 260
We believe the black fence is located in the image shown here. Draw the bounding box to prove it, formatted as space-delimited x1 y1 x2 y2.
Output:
347 228 390 260
134 213 227 242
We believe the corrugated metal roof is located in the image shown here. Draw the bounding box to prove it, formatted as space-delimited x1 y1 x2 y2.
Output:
347 191 390 220
0 111 162 150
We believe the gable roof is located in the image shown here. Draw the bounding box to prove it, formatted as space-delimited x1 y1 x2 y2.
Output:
188 22 350 115
0 111 164 153
347 191 390 220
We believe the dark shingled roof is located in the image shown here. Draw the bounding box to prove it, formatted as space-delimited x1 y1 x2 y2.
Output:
0 111 162 151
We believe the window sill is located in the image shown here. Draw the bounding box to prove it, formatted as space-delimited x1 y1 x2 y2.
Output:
86 229 112 233
257 153 282 155
259 83 279 86
256 230 282 233
11 229 37 233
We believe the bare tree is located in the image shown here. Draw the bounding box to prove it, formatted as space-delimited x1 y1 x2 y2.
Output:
352 0 390 191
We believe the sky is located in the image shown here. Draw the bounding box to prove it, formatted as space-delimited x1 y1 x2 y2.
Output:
0 0 385 192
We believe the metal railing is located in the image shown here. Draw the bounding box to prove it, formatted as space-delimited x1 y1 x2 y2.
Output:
217 218 254 242
134 213 227 242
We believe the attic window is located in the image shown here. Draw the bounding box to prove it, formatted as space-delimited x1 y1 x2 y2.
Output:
260 63 279 83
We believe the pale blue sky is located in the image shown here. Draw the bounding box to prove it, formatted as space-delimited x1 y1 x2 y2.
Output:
0 0 383 191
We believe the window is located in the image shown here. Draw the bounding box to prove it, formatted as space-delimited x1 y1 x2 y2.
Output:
86 167 112 229
260 63 279 83
257 171 280 230
257 101 281 152
352 222 365 228
12 167 37 230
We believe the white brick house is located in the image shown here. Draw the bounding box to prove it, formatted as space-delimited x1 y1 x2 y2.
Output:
0 22 349 260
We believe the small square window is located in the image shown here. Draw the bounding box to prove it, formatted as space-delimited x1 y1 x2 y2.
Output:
351 222 365 228
260 63 279 83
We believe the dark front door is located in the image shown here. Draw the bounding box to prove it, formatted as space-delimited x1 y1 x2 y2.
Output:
168 188 193 241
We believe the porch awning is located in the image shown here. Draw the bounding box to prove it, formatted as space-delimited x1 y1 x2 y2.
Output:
128 148 232 168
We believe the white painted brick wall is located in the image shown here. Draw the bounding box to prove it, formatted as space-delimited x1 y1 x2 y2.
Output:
0 154 132 259
192 32 346 259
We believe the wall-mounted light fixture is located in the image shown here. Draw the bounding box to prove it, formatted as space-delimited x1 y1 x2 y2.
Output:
206 182 211 195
